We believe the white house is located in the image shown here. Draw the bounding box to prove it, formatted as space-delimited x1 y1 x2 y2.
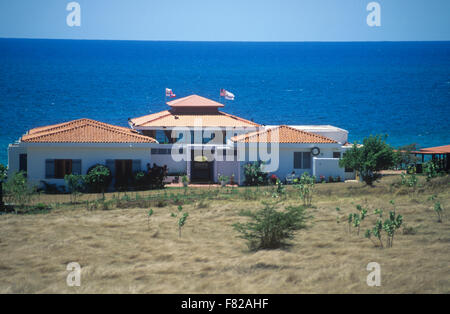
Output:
7 94 355 188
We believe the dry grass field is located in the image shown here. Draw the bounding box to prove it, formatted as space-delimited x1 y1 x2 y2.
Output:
0 175 448 293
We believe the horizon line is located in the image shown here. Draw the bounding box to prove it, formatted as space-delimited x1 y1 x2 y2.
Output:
1 36 450 43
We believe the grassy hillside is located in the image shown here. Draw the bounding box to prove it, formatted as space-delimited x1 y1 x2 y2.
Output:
0 175 448 293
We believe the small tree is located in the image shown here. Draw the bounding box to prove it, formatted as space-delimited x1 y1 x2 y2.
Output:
365 200 403 248
434 202 444 223
233 202 311 250
394 143 418 170
295 172 316 206
423 161 439 181
84 164 112 198
171 205 189 238
3 171 36 211
64 174 85 203
339 135 395 185
243 161 268 186
428 195 444 223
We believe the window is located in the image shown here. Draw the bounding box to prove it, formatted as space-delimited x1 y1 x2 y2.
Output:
151 148 171 155
45 159 81 179
19 154 27 172
294 152 302 169
294 152 311 169
155 130 170 144
303 152 311 169
333 152 341 159
345 167 354 173
221 149 237 161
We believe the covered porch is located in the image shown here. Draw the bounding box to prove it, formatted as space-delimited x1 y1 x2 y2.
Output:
412 145 450 172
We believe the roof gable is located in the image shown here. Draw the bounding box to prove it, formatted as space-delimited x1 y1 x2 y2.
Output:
22 118 156 143
130 110 260 128
231 125 337 144
167 95 224 107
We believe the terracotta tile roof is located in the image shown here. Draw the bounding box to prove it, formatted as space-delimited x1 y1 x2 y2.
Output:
231 125 337 144
130 110 260 128
167 95 224 107
412 145 450 154
22 118 156 143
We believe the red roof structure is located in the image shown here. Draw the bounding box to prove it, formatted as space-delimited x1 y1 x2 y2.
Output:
412 145 450 155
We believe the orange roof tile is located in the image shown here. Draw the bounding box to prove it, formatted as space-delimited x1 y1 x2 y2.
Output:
231 125 337 144
130 110 260 128
167 95 224 107
22 118 156 143
413 145 450 154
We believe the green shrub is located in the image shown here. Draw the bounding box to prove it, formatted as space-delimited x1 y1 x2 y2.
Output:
233 202 311 250
243 162 268 186
339 135 396 185
84 164 112 196
394 143 419 170
133 164 168 191
295 172 316 206
3 171 36 211
133 171 148 190
271 179 285 198
64 174 85 203
423 161 439 181
147 209 154 230
434 202 443 223
428 195 444 223
364 200 403 248
171 205 189 238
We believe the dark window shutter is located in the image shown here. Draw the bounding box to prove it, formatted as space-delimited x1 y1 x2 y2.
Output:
72 160 82 175
302 152 311 169
106 160 115 177
45 159 55 179
294 152 302 169
333 152 341 158
19 154 27 172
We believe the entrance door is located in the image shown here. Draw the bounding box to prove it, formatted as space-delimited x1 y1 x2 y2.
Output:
115 159 133 189
190 150 214 183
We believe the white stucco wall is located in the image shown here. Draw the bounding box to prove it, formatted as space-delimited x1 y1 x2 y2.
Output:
14 144 151 187
240 144 344 182
312 158 346 181
150 154 187 175
7 143 27 178
7 139 351 188
214 160 240 183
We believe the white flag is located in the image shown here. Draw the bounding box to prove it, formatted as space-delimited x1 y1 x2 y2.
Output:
222 90 235 100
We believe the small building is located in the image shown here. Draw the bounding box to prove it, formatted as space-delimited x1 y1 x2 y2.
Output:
412 145 450 172
8 94 355 188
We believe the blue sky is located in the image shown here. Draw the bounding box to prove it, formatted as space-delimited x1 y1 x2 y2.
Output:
0 0 449 41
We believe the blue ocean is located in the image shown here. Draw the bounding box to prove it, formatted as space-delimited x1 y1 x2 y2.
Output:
0 39 449 164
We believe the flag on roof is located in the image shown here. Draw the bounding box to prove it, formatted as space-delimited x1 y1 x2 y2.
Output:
220 89 235 100
165 88 176 98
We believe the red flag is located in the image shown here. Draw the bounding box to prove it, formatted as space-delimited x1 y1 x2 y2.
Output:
165 88 176 98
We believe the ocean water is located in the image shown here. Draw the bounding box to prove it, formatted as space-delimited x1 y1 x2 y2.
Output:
0 39 449 164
